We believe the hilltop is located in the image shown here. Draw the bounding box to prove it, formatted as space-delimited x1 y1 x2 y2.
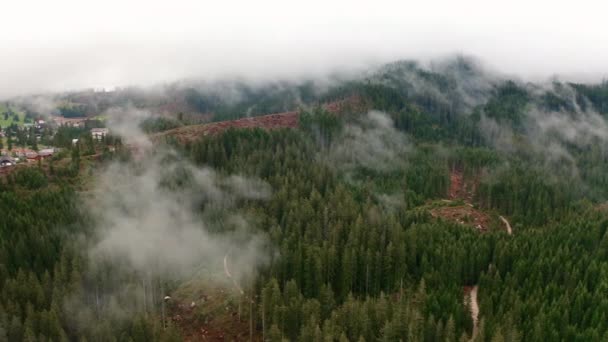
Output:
3 58 608 341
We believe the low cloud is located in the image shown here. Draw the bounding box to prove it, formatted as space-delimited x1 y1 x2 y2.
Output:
104 106 155 148
89 157 270 278
3 1 608 100
86 107 271 285
480 83 608 182
323 110 410 174
531 109 608 146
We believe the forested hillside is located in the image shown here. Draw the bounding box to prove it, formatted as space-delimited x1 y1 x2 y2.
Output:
2 58 608 341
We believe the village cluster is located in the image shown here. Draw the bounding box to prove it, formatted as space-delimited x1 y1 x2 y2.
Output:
0 115 109 169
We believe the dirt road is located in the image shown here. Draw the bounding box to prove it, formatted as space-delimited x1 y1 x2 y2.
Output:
470 286 479 337
499 216 512 235
464 217 510 339
463 285 480 340
224 254 244 294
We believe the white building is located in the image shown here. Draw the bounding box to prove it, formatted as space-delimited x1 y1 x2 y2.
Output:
91 128 109 140
38 148 55 157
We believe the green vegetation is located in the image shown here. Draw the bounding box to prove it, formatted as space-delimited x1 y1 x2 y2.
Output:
57 103 89 118
0 103 26 127
140 117 182 133
3 59 608 341
184 81 318 121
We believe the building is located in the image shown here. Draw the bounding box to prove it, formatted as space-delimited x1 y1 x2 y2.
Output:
52 116 86 128
10 148 34 159
25 152 39 161
0 156 15 167
35 119 46 129
91 128 109 140
38 148 55 158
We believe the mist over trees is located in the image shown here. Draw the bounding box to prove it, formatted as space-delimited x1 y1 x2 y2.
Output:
2 57 608 341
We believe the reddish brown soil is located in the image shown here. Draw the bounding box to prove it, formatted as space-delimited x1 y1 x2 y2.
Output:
449 169 463 199
321 95 364 114
152 111 299 143
0 164 22 177
447 167 514 235
449 168 477 202
168 287 261 342
430 205 490 232
152 96 363 143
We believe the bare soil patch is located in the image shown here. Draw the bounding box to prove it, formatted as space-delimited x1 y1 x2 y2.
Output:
152 96 363 143
449 168 477 202
168 285 260 342
430 204 491 232
152 111 299 143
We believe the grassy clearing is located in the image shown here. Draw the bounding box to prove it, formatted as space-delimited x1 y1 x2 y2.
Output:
0 104 26 127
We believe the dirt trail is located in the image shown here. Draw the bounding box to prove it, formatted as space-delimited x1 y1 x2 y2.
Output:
499 215 512 235
463 218 510 339
448 168 512 340
224 254 244 295
469 286 479 338
463 285 480 340
430 205 490 232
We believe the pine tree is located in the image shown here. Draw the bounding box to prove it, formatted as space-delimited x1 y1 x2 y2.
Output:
491 328 505 342
0 323 7 342
268 324 283 342
444 316 456 342
8 316 22 342
319 284 335 321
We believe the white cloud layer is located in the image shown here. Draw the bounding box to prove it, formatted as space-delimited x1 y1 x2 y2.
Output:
1 0 607 98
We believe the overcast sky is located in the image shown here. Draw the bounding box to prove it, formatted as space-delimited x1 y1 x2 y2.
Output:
1 0 607 98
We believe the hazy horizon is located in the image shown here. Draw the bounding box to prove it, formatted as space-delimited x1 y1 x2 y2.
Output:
1 0 607 98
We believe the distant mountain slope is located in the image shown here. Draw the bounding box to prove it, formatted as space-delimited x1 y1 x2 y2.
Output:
151 96 363 143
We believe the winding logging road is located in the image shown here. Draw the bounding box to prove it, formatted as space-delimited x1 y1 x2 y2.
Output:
499 215 512 235
468 215 513 339
469 286 479 338
224 253 244 295
448 170 513 338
